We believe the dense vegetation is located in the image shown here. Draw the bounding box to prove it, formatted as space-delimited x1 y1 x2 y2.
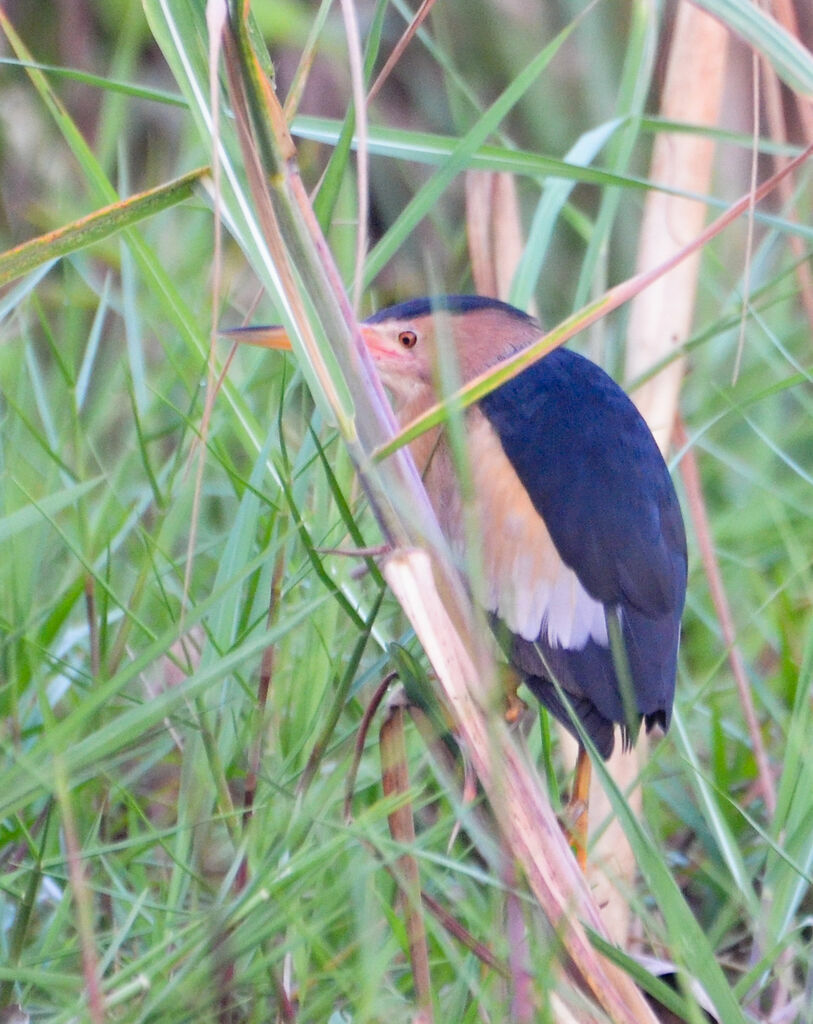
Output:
0 1 811 1021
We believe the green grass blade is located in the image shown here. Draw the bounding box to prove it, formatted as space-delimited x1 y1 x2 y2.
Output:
694 0 813 96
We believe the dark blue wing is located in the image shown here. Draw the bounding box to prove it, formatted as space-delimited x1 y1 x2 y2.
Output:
478 348 687 756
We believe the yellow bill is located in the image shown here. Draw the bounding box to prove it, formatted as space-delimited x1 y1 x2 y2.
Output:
222 325 293 350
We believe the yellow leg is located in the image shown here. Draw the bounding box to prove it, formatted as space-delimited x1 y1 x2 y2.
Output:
499 665 527 724
567 746 591 871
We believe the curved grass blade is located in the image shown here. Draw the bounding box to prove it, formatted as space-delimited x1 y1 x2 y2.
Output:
0 169 206 289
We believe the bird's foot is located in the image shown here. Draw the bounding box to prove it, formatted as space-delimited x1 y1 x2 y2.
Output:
503 690 527 725
560 799 589 872
497 665 527 724
564 746 592 871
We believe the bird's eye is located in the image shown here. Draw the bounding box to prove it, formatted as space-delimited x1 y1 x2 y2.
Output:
398 330 418 349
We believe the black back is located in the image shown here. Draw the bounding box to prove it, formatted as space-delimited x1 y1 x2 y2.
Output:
478 347 687 757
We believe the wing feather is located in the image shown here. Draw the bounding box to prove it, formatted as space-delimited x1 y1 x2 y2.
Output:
457 413 608 651
475 348 687 755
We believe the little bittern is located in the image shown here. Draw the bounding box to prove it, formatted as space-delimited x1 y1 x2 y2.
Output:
236 295 687 864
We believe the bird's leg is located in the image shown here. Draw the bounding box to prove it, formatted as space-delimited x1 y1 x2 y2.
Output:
497 665 527 724
567 746 591 871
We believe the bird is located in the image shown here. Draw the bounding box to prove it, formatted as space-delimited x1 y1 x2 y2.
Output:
234 294 688 864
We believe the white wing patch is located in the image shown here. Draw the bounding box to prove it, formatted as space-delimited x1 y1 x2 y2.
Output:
445 413 609 652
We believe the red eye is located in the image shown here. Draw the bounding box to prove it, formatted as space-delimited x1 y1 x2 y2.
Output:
398 330 418 349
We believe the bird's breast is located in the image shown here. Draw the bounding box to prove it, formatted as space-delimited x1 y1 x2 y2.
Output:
410 407 608 652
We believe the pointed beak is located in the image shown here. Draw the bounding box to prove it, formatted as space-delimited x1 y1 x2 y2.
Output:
222 325 294 350
224 323 384 357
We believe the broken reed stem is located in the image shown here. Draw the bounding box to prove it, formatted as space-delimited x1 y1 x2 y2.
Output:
344 672 396 821
379 695 434 1020
384 550 661 1024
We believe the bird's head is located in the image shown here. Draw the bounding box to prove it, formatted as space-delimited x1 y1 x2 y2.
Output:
229 295 540 405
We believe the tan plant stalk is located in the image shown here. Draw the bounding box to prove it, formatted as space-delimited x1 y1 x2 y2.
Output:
465 170 527 302
384 551 659 1024
380 693 434 1019
625 1 730 438
568 1 731 946
623 0 776 822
